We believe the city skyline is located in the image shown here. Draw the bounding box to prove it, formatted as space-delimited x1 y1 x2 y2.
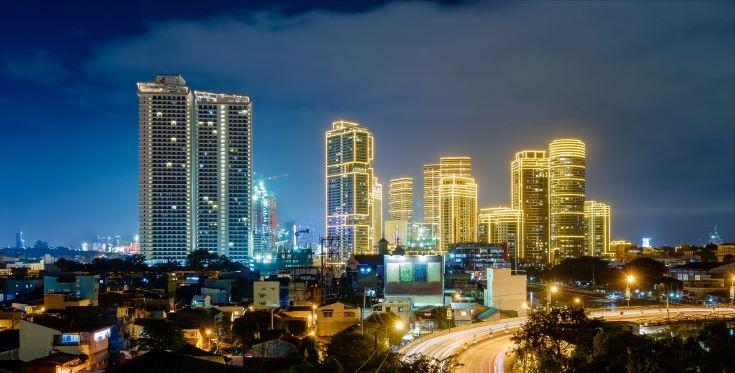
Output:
1 1 734 246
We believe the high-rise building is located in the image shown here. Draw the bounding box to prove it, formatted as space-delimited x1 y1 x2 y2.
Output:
439 175 478 250
585 201 611 257
511 150 549 263
252 181 277 268
325 120 375 263
138 75 193 262
192 91 252 262
372 178 383 248
422 164 441 234
478 207 523 262
438 157 477 251
548 139 586 263
439 156 472 177
388 177 413 223
138 74 252 263
15 232 25 250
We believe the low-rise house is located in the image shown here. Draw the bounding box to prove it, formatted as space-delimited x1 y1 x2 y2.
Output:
19 315 112 370
316 301 360 337
22 351 88 373
44 274 99 306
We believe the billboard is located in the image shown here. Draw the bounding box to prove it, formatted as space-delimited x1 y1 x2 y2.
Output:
384 255 443 306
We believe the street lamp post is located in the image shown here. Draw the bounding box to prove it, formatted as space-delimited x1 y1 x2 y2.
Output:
625 275 635 308
547 285 558 311
573 297 582 308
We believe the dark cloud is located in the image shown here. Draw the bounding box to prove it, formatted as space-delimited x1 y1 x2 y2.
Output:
1 1 733 245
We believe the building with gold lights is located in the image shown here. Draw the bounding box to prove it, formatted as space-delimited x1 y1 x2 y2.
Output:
325 121 375 261
585 201 611 257
478 207 523 261
438 156 477 250
372 177 383 249
388 177 413 223
548 139 586 263
511 150 549 263
423 164 441 236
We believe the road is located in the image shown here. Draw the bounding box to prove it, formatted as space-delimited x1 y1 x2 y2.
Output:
401 306 734 373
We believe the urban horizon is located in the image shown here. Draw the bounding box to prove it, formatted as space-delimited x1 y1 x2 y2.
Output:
0 4 735 246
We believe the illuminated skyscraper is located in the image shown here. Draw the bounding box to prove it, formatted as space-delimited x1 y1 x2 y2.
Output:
548 139 586 263
438 157 477 251
585 200 611 257
138 75 193 262
372 177 383 248
511 150 549 263
423 164 441 231
325 120 375 262
252 181 277 268
138 74 252 263
439 174 478 250
388 177 413 222
192 91 252 262
440 156 472 177
478 207 523 262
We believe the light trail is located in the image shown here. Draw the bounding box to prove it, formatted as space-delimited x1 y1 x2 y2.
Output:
401 306 734 372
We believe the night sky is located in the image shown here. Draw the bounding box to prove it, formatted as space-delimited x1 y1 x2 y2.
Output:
1 1 733 247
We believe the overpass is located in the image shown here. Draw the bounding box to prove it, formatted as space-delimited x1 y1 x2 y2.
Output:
400 306 735 373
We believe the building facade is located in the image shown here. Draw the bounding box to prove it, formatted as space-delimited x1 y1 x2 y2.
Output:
584 200 611 257
478 207 523 262
252 181 277 270
137 74 252 263
439 175 478 250
388 177 413 223
372 178 383 248
423 164 441 228
511 150 549 263
548 139 586 263
325 121 375 262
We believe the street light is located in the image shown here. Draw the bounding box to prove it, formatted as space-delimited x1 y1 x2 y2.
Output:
573 297 581 307
730 275 735 309
625 274 635 308
547 285 558 310
205 328 213 350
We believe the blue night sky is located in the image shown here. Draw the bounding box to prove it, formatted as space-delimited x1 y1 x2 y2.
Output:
0 1 733 247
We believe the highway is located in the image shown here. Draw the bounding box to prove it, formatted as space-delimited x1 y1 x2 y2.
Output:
401 306 734 373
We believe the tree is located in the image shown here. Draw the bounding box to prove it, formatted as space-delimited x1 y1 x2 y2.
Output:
186 249 219 271
138 319 185 350
546 256 620 287
363 311 403 346
622 257 667 290
326 331 376 372
232 313 260 350
32 240 49 251
512 307 601 371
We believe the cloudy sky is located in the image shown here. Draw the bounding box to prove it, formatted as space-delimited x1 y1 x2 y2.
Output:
1 0 733 247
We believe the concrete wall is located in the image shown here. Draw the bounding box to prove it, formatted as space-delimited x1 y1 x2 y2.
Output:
485 268 527 317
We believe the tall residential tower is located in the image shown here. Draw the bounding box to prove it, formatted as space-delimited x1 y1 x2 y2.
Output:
137 74 252 263
388 177 413 222
585 200 611 257
511 150 549 263
438 157 477 250
325 120 375 262
548 139 586 263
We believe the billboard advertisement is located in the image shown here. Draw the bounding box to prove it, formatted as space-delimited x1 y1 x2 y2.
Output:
384 255 443 306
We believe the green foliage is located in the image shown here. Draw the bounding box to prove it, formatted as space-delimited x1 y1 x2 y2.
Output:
326 331 375 372
325 330 461 373
32 240 49 250
513 308 735 372
622 257 668 289
542 256 620 286
511 307 601 371
138 319 186 350
186 249 243 271
232 313 261 348
362 311 404 346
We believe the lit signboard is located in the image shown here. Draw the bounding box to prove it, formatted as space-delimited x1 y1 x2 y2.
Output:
384 255 443 307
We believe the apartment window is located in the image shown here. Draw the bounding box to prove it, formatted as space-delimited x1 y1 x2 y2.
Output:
322 311 333 318
344 312 355 318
